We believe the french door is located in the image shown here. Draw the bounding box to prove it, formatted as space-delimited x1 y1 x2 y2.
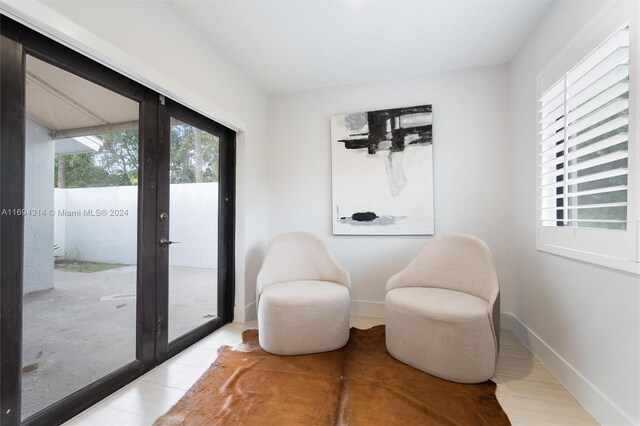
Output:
155 98 236 361
0 16 235 426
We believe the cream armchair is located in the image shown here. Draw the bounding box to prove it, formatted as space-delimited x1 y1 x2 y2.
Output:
385 234 500 383
257 232 351 355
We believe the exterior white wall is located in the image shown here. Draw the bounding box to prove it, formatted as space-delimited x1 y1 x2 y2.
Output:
53 184 218 268
23 119 54 294
168 183 218 269
509 1 639 424
268 64 513 316
53 188 65 259
58 186 138 265
27 0 270 320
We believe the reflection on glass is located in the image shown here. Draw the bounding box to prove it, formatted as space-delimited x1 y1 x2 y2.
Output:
168 118 219 341
22 55 139 418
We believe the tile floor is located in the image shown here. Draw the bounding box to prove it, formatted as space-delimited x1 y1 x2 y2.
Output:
64 316 598 425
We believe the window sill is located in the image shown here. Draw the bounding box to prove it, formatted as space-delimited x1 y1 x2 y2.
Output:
537 243 640 275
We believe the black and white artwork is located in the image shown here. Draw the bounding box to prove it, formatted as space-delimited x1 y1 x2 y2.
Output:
331 104 434 235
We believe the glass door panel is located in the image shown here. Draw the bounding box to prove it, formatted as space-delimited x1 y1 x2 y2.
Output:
21 54 140 419
167 118 220 341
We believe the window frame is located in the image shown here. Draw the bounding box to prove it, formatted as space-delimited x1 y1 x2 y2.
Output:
535 0 640 274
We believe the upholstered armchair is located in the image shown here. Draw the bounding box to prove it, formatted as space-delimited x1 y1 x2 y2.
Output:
385 234 500 383
256 232 351 355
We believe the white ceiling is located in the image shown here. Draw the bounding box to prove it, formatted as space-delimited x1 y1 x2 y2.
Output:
168 0 552 94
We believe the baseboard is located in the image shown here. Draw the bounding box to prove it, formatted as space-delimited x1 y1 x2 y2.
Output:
350 300 385 318
234 301 256 323
244 301 256 321
501 312 635 425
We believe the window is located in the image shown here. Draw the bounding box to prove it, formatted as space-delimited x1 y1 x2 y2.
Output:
539 25 629 230
537 20 639 272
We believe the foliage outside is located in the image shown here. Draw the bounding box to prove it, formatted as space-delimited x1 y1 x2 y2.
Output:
55 123 219 188
568 89 628 230
54 259 126 273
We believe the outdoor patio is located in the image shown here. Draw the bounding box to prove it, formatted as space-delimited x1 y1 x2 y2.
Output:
21 265 217 419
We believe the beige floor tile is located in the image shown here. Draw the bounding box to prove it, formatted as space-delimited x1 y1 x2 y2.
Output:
350 315 385 329
169 346 219 369
498 395 599 425
234 318 258 330
139 362 207 391
102 381 185 421
65 405 143 426
495 329 598 425
495 381 511 398
500 329 525 345
193 327 244 351
497 358 561 384
500 342 536 357
500 374 582 406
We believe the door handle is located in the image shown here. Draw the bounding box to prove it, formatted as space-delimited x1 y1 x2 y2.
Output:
159 237 179 247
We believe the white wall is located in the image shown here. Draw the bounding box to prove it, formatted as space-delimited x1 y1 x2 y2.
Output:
25 0 270 320
60 186 138 265
168 183 218 269
53 187 65 259
23 119 54 294
509 1 639 424
268 64 513 316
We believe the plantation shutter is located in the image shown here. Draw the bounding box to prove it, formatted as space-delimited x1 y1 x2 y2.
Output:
539 77 567 226
538 25 629 230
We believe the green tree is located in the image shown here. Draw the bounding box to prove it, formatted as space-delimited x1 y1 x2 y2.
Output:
95 131 140 185
55 130 139 188
55 124 219 188
169 120 219 184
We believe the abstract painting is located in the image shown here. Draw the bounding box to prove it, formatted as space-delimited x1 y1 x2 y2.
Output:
331 104 434 235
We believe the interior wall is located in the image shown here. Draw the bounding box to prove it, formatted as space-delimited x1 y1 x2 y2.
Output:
268 64 513 316
509 0 639 424
31 0 270 320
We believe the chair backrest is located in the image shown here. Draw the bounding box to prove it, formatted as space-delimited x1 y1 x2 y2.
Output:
257 232 350 296
386 234 497 303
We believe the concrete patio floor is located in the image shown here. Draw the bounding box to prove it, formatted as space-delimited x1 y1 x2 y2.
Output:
21 265 217 419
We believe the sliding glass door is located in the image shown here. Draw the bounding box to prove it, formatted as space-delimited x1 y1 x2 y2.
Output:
21 53 141 420
0 16 235 426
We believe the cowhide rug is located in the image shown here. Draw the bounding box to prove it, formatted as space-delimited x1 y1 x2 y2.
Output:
154 325 510 425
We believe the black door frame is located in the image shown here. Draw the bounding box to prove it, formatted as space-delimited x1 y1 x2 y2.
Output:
0 32 27 426
0 15 235 426
156 98 236 362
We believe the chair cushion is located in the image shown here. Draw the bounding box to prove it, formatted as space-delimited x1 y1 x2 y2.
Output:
258 280 350 355
386 287 489 324
260 280 349 307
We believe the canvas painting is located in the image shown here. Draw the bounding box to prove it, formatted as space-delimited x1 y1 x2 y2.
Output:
331 104 434 235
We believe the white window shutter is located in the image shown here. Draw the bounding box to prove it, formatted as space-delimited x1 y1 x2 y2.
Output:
538 25 630 230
